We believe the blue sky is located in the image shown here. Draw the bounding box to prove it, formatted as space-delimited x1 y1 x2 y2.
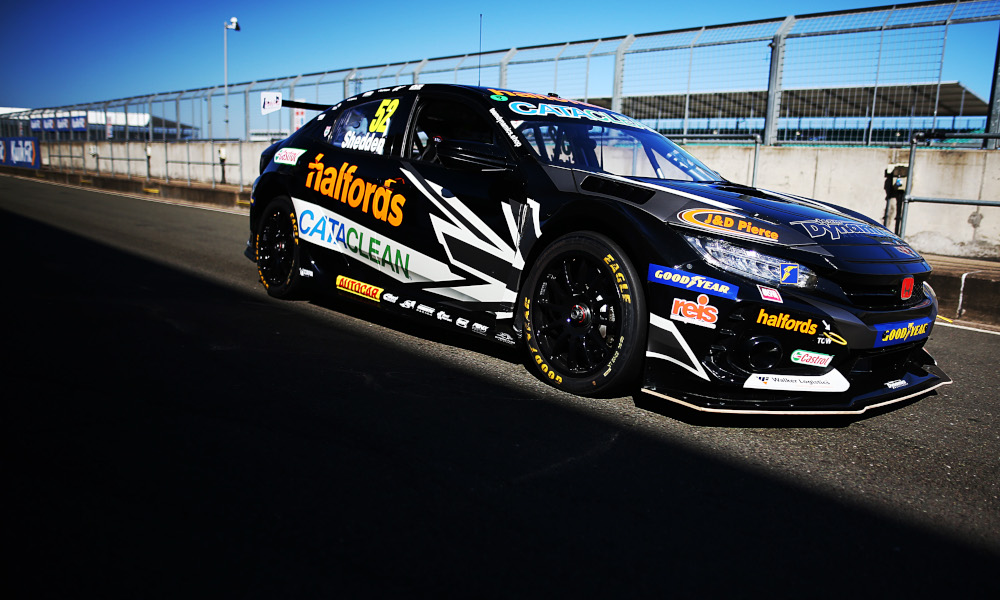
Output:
1 0 996 109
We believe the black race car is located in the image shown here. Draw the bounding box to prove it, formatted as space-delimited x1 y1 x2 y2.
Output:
247 83 950 415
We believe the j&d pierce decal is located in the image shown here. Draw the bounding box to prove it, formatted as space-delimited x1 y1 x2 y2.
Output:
677 208 781 242
648 265 738 300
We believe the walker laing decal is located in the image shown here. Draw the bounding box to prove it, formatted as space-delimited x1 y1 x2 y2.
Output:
306 154 406 226
873 317 932 348
743 370 849 393
648 265 738 300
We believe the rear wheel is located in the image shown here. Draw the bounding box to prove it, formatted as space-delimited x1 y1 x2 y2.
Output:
255 196 307 299
520 231 647 396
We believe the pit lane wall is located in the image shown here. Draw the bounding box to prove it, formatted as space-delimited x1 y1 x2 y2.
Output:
16 141 1000 260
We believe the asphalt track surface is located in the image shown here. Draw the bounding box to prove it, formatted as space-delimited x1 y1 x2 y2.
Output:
3 175 999 598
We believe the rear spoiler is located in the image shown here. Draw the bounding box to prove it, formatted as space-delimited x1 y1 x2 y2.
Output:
260 92 328 115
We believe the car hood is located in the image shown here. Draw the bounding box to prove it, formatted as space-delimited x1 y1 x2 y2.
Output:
567 170 930 275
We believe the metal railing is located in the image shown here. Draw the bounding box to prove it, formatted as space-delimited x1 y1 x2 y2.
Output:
898 131 1000 237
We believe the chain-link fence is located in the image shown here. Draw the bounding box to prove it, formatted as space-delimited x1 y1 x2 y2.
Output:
2 0 998 149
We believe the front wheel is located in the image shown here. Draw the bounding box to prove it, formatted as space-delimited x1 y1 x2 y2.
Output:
520 231 647 397
255 196 307 299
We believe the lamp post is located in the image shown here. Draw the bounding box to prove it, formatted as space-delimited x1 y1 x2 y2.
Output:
223 16 240 142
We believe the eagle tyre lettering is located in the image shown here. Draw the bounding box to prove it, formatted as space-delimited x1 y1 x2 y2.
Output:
520 232 647 397
255 196 308 299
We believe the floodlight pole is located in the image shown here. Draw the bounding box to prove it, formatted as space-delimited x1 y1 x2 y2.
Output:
224 17 240 141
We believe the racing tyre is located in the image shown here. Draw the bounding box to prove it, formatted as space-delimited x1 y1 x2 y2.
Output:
255 196 307 299
520 231 647 396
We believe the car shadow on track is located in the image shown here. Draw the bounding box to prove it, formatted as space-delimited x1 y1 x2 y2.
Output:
4 209 997 598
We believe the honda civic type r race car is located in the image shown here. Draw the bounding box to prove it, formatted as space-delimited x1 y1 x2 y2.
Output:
246 83 951 415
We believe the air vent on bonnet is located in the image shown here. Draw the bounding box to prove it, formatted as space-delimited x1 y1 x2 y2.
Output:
581 176 654 204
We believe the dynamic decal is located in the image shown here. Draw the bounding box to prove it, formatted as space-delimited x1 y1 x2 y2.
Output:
306 154 406 226
648 265 738 300
789 218 897 241
790 349 833 368
293 197 455 283
402 166 541 309
274 147 307 165
743 370 849 393
336 275 383 301
901 276 914 300
757 285 783 303
670 294 718 329
646 314 710 381
885 379 908 389
756 309 818 336
603 254 633 304
489 108 521 148
873 317 932 348
677 208 780 242
780 263 799 285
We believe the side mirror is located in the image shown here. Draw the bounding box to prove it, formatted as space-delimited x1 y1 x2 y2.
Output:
436 139 513 171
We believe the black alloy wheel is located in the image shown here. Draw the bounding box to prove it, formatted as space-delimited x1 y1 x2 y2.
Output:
521 231 647 396
255 196 306 299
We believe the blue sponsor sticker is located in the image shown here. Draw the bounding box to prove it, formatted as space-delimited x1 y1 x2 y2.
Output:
779 263 799 285
873 316 932 348
648 264 739 299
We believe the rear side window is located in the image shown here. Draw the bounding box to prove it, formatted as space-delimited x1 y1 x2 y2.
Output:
326 98 403 156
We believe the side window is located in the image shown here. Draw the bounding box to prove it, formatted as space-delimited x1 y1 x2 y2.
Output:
408 98 498 163
326 98 402 156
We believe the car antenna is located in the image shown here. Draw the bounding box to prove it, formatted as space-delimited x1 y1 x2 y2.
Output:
478 14 483 86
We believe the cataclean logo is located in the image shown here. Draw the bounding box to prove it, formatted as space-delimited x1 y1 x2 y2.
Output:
874 318 931 348
306 154 406 226
298 208 411 278
756 309 818 335
335 275 383 301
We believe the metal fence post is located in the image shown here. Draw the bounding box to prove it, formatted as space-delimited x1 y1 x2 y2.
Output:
987 25 1000 149
763 16 794 146
612 35 635 114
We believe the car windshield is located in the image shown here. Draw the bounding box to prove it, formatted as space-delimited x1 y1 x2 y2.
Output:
513 120 721 182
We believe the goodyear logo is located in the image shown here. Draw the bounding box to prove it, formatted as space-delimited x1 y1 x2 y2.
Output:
873 317 932 348
336 275 383 301
648 264 738 299
677 208 780 242
780 263 799 285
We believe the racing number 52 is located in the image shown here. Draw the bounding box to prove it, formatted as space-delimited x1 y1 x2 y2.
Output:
369 99 399 134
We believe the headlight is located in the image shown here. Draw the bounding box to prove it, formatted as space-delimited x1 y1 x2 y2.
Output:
684 235 818 289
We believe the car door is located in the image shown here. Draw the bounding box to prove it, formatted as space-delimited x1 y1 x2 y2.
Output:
394 92 535 318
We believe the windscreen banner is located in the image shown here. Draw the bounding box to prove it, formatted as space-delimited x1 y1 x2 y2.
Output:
0 137 41 169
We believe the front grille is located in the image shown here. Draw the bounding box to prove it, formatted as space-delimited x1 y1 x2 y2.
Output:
838 276 926 310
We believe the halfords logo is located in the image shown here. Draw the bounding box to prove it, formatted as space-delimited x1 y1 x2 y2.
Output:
306 154 406 226
335 275 382 301
648 265 738 299
756 309 818 336
874 317 932 348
